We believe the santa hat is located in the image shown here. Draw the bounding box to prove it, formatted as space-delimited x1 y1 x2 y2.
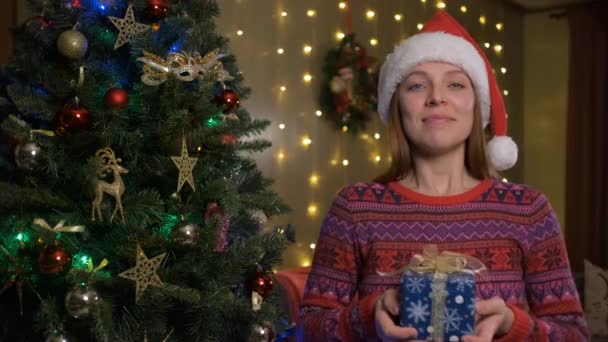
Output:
377 10 517 171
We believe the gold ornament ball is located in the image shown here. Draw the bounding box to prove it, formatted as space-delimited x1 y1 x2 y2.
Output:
57 30 88 59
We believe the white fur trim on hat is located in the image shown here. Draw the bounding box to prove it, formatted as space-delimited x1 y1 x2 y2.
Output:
487 135 518 171
378 32 490 127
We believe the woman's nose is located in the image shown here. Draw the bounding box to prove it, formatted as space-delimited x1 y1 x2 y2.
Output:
425 87 446 106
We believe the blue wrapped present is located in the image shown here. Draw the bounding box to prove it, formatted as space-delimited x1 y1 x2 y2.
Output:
397 246 486 342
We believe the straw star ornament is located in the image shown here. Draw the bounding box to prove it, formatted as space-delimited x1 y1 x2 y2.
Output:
171 137 198 192
118 245 166 302
108 4 150 50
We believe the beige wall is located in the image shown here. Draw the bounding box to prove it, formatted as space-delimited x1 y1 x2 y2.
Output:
523 13 568 228
216 1 525 269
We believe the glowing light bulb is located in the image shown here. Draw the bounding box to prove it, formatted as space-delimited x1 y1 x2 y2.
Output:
394 14 403 21
479 16 486 25
503 90 509 96
281 11 287 17
330 159 338 166
336 31 345 40
484 42 491 48
366 10 376 19
493 44 503 54
280 86 286 92
374 133 381 140
302 137 312 146
277 152 285 160
279 123 285 129
436 1 446 9
375 155 381 162
303 45 312 55
237 30 243 36
303 73 313 83
307 204 318 216
310 243 316 249
370 38 378 46
342 159 349 166
339 2 347 10
307 9 316 17
501 67 507 74
417 23 424 30
342 125 349 133
277 48 284 54
309 173 319 186
460 6 467 13
496 22 503 31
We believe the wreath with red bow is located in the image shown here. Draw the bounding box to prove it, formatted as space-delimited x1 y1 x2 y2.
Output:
319 34 378 134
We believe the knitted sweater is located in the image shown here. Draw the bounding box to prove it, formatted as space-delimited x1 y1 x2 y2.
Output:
298 179 588 341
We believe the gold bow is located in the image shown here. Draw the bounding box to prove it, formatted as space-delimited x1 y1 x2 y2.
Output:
378 244 487 277
33 218 85 233
87 258 109 275
137 49 233 86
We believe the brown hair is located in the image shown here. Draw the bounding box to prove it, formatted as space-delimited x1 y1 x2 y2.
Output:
374 91 498 183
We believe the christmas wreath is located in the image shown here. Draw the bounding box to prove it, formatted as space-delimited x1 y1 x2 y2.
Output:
319 34 378 134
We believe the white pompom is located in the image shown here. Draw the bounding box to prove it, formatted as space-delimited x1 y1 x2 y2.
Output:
487 136 518 171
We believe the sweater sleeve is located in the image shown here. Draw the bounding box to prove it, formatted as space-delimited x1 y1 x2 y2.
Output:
298 187 381 341
496 195 589 342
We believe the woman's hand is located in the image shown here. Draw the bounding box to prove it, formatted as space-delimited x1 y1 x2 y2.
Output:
462 297 514 342
374 288 418 341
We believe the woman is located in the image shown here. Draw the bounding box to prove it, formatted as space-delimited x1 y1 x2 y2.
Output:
298 11 588 342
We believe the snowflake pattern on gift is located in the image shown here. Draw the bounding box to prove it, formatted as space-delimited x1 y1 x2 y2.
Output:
405 277 426 294
453 276 474 292
406 300 431 324
444 308 464 332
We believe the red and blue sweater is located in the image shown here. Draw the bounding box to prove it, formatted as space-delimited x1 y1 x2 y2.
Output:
299 179 588 341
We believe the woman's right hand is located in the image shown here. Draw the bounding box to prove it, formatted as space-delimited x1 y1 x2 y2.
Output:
374 288 418 341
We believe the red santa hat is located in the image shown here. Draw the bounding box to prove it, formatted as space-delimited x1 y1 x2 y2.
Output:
377 10 517 171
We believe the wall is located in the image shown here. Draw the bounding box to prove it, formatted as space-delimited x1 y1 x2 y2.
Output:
523 13 569 228
215 0 525 269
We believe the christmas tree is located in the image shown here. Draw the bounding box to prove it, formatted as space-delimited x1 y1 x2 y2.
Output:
0 0 294 340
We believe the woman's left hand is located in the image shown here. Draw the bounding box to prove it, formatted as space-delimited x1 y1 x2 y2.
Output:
462 297 514 342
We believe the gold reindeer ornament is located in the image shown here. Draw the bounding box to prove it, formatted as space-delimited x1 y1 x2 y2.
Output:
91 148 128 223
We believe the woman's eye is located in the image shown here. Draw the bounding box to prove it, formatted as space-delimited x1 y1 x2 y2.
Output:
448 82 465 89
407 83 425 91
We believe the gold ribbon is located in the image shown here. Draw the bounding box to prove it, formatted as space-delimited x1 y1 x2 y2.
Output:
87 258 109 274
33 218 85 233
137 49 233 86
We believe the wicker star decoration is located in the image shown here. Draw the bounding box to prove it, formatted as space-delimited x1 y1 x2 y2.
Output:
171 137 198 193
118 244 166 303
108 4 150 50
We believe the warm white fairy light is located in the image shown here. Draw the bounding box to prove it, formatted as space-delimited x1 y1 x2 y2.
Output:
501 67 507 74
236 30 243 36
307 9 316 17
484 42 490 48
279 123 285 129
370 38 378 46
277 48 284 54
303 45 312 55
281 11 287 17
503 90 509 96
502 178 508 182
417 23 424 30
496 22 503 31
330 159 338 166
310 243 316 249
421 0 427 3
280 86 286 92
479 16 486 25
366 10 376 20
460 5 467 13
375 155 381 162
394 14 403 21
307 204 318 216
303 73 313 83
436 1 446 9
315 110 322 116
342 125 349 133
342 159 349 166
277 152 285 160
493 44 503 54
336 31 345 40
300 258 311 267
374 132 381 140
339 2 347 10
309 173 319 186
302 137 312 146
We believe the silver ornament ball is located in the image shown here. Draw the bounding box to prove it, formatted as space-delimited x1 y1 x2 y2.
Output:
171 218 200 247
64 284 100 318
57 30 88 59
14 141 42 170
248 321 275 342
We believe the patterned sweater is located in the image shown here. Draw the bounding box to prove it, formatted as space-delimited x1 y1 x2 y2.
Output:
299 179 588 341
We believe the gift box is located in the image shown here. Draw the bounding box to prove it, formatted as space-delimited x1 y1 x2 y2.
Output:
397 246 485 342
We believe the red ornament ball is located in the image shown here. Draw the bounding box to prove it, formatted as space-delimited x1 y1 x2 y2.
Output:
221 134 238 146
250 271 274 299
56 102 90 135
144 0 171 22
103 87 129 109
39 244 72 274
215 89 240 114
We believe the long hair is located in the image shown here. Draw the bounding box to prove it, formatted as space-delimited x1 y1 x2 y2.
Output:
374 91 498 183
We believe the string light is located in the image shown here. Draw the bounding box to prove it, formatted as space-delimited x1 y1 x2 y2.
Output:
479 16 486 25
500 67 507 74
460 5 467 13
394 14 403 21
303 73 313 83
342 159 349 166
330 159 338 166
417 23 424 30
309 173 319 186
277 152 285 161
338 2 347 10
310 243 316 249
496 23 504 31
279 123 285 129
370 38 378 46
493 44 503 54
503 90 509 96
342 125 349 133
375 155 382 162
307 9 316 17
484 42 491 48
300 259 311 267
280 86 287 92
421 0 426 3
374 133 381 140
502 178 508 182
276 48 284 54
315 110 322 116
366 10 376 20
307 204 318 216
236 30 243 36
436 1 446 9
336 31 345 40
302 137 312 146
303 45 312 55
281 11 288 17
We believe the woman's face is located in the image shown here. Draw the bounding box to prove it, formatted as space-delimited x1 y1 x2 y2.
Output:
398 62 475 157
